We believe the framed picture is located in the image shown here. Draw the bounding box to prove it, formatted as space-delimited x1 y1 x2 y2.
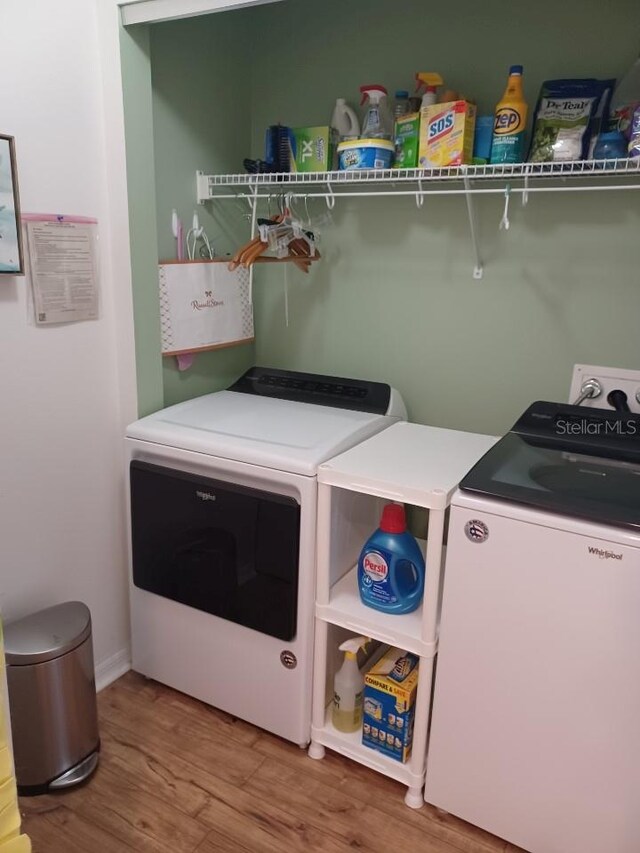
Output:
0 134 24 275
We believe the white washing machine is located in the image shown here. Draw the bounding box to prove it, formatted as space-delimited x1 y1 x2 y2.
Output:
125 366 405 745
425 401 640 853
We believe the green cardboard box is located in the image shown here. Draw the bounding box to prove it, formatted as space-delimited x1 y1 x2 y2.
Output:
394 113 420 169
290 126 336 172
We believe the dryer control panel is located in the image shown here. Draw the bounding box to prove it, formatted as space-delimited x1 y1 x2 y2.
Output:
230 366 392 415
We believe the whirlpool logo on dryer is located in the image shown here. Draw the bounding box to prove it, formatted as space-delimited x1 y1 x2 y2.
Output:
587 546 623 560
196 491 217 502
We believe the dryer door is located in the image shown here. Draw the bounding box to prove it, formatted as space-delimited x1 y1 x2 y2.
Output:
130 461 300 641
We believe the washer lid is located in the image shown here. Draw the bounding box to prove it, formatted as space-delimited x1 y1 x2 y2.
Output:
126 391 397 476
460 401 640 530
4 602 91 665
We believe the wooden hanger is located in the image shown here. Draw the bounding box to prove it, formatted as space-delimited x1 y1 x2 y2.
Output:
228 213 320 274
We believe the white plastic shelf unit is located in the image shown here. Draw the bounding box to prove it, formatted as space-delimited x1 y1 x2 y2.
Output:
196 160 640 279
308 421 497 808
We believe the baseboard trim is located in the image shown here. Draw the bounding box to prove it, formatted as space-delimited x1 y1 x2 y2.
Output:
95 648 131 692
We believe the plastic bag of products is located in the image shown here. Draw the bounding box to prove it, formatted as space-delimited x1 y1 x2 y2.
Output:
629 105 640 157
529 79 615 162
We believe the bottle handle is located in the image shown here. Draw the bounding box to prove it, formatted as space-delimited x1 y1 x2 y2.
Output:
389 559 423 607
344 104 360 137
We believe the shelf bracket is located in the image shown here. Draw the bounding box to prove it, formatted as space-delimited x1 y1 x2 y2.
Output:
196 170 211 205
325 181 336 210
248 182 259 236
247 181 260 307
463 173 484 280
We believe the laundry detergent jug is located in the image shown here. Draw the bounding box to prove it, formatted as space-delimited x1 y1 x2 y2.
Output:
358 504 425 615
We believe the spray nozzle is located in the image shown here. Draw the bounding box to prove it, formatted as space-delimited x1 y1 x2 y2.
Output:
339 636 371 660
359 84 388 106
415 72 444 95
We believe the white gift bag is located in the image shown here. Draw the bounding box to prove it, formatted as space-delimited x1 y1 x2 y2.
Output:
158 260 254 355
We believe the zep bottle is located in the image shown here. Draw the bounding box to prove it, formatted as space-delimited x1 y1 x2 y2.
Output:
490 65 528 164
357 504 425 615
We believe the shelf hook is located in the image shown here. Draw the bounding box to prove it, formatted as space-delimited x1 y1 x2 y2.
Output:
416 179 425 209
522 174 530 207
325 181 336 210
500 184 512 231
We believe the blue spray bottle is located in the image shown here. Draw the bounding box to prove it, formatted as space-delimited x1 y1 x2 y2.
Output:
358 504 425 615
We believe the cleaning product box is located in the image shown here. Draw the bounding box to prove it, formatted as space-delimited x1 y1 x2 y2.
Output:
419 100 477 168
290 126 336 172
394 112 420 168
362 647 419 763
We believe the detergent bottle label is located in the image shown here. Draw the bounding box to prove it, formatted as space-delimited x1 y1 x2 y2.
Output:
490 67 528 165
362 106 381 136
491 106 526 163
361 549 396 606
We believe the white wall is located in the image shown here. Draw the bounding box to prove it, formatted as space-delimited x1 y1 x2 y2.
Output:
0 0 136 687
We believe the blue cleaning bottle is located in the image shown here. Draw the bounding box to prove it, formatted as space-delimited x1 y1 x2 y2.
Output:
358 504 425 615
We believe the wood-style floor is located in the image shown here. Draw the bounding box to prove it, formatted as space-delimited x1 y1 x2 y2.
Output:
20 672 526 853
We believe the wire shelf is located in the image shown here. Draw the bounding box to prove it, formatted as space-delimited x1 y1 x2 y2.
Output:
198 159 640 197
195 159 640 280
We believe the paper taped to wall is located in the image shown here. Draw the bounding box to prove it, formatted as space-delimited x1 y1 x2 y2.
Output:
26 219 99 324
158 260 254 356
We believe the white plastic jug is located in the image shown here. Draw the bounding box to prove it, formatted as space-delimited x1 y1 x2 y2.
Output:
331 98 360 141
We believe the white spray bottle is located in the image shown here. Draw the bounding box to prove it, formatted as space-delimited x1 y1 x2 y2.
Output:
359 85 393 140
332 636 370 733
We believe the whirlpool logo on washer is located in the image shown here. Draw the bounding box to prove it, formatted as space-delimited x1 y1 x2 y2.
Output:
465 519 489 543
588 546 623 561
196 491 217 502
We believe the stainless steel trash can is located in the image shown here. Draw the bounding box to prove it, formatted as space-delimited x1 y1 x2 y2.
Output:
4 601 100 795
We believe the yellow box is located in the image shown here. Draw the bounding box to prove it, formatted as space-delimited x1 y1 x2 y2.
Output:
362 648 419 763
419 100 477 168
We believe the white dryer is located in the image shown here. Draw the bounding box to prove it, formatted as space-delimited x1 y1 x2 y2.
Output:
126 366 405 745
426 401 640 853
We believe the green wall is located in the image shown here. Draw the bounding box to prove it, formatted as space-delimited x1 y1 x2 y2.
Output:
122 0 640 434
248 0 640 435
120 23 164 417
150 13 256 406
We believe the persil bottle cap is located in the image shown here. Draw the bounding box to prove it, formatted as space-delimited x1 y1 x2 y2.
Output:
380 503 407 534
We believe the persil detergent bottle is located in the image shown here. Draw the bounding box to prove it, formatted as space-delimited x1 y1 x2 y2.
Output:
358 504 425 615
490 65 528 164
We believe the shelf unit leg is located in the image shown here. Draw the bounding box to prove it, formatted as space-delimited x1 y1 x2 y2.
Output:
309 618 329 762
308 742 326 760
405 652 434 809
404 785 425 810
423 507 446 645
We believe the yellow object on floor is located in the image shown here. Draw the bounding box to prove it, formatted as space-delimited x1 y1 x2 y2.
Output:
0 835 31 853
0 779 17 813
0 625 30 853
0 799 20 843
0 751 11 786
